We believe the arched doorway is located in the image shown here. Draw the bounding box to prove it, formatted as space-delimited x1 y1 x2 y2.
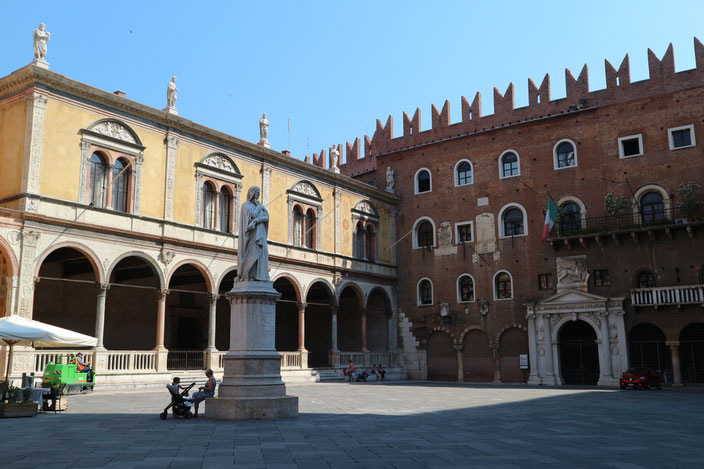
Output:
462 330 492 382
106 256 161 350
680 323 704 384
0 241 16 316
34 247 99 337
305 281 333 367
558 320 599 385
499 327 529 383
166 264 210 370
628 323 673 383
427 331 456 381
215 270 236 351
366 289 390 352
338 285 363 351
274 277 299 352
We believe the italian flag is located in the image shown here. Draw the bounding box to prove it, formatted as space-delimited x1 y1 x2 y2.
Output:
542 196 557 241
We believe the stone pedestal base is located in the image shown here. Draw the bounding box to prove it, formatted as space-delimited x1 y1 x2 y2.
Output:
163 106 178 115
31 58 49 69
258 139 270 148
205 280 298 420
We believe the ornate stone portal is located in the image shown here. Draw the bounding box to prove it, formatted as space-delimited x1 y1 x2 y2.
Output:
205 186 298 420
524 256 627 386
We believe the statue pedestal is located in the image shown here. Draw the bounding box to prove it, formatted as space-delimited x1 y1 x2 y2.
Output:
205 280 298 420
163 106 178 115
258 139 271 149
31 58 49 70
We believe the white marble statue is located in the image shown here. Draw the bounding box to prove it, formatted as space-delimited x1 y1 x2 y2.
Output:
385 166 395 192
259 113 269 141
237 186 270 282
33 23 50 61
166 76 178 109
330 146 340 171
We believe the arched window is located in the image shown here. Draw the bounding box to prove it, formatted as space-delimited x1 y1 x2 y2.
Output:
305 209 316 248
456 161 473 186
416 169 431 193
365 224 376 260
636 270 657 288
500 152 519 178
458 275 474 302
201 182 216 229
418 279 433 305
354 222 365 258
89 152 108 208
416 220 434 248
111 158 130 212
293 205 304 247
218 188 232 233
495 272 512 299
555 140 577 169
503 208 524 236
560 202 581 232
640 192 664 223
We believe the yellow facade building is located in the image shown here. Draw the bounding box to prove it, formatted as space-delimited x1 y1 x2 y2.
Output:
0 64 406 386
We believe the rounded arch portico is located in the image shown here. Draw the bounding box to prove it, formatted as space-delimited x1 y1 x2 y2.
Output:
34 241 106 284
107 250 165 290
166 258 215 294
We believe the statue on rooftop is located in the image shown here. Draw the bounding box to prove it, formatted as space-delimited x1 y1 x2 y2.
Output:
237 186 270 282
385 166 395 193
330 146 340 173
33 23 50 61
166 76 178 109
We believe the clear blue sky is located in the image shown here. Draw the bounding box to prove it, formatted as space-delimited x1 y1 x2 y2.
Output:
2 1 703 163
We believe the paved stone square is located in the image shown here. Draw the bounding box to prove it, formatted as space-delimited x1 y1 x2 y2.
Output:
1 382 702 469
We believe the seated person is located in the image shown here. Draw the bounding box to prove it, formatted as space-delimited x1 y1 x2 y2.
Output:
377 364 386 381
74 353 93 376
190 369 216 417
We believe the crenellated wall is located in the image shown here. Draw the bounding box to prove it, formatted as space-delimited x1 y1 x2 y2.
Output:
340 38 704 179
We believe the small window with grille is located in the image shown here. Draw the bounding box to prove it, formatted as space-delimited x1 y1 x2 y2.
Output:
593 269 610 286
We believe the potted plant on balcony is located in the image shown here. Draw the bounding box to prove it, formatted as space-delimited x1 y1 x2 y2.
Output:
677 182 703 222
0 385 38 418
605 192 629 230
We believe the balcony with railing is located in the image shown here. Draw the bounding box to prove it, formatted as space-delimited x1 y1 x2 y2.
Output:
630 284 704 308
547 207 704 249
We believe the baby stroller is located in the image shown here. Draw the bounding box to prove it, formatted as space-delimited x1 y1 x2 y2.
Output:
160 382 196 420
356 369 370 382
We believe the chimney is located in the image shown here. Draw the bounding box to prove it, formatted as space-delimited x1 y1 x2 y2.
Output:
113 90 126 98
282 150 291 156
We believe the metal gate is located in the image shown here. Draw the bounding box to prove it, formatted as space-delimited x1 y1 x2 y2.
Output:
628 323 673 383
680 323 704 384
559 320 600 385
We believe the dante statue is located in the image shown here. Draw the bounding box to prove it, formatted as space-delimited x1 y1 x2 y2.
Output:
166 76 178 108
259 113 269 141
385 166 395 192
237 186 270 282
33 23 50 60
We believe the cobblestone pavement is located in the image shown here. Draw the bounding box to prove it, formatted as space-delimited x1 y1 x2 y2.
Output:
1 382 702 469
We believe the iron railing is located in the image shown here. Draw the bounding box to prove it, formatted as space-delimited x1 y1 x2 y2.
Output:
166 349 205 371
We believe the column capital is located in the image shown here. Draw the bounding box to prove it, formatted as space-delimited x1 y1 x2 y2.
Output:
453 344 463 352
666 340 680 347
297 302 307 312
157 289 169 300
208 293 219 304
96 283 110 294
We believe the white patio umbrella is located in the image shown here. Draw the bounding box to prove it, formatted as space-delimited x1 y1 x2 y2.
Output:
0 315 97 383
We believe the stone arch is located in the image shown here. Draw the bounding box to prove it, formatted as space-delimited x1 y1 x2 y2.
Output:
216 265 239 293
366 287 392 352
107 251 165 290
166 259 215 294
495 323 528 345
336 281 364 306
273 273 303 303
552 315 602 342
459 325 485 345
632 183 672 217
34 241 105 283
428 326 457 345
338 282 365 352
412 216 436 248
0 234 19 277
461 327 493 382
303 277 335 303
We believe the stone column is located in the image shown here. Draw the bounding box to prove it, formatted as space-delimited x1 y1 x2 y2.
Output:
207 294 218 351
329 305 339 367
16 231 41 318
297 302 307 351
164 134 179 221
333 187 341 254
94 283 109 350
526 309 540 385
455 345 464 382
667 341 683 387
597 312 614 385
543 314 559 385
20 93 49 212
387 314 393 352
361 309 368 352
491 345 501 383
154 289 168 350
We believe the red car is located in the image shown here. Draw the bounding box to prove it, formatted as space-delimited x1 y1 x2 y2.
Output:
620 368 662 390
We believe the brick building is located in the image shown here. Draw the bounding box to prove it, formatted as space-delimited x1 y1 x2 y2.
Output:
340 39 704 386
